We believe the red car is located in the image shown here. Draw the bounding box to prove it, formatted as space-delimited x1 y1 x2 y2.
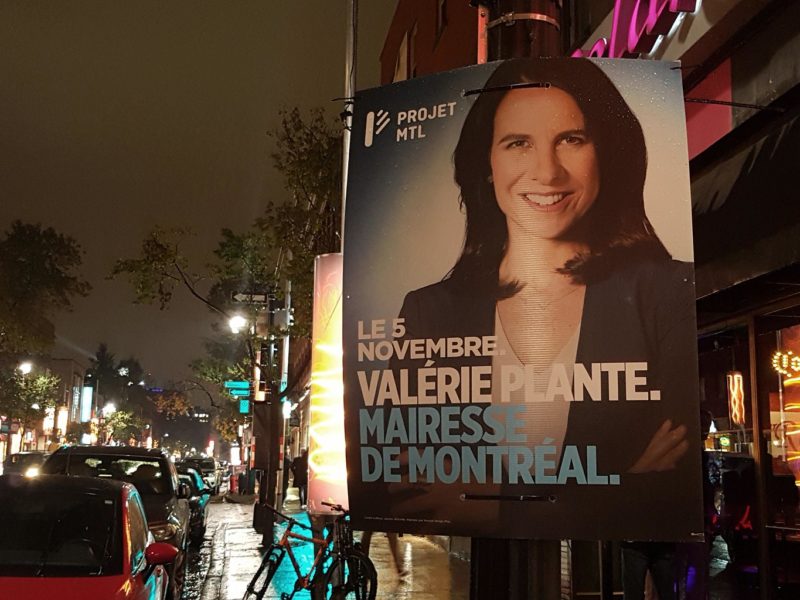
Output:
0 474 178 599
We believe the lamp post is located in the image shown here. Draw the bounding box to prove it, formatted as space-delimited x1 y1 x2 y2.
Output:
228 313 258 495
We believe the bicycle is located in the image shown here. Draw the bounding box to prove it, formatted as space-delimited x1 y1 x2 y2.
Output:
242 501 377 600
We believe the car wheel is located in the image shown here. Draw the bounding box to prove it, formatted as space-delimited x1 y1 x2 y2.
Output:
168 549 188 600
190 525 206 546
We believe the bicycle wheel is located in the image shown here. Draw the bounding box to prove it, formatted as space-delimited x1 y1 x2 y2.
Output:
243 546 284 600
323 551 377 600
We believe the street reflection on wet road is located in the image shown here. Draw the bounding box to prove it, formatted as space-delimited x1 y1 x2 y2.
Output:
192 497 470 599
182 535 213 600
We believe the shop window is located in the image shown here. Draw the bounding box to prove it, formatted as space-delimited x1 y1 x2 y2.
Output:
698 327 753 451
751 307 800 592
697 327 760 594
759 321 800 525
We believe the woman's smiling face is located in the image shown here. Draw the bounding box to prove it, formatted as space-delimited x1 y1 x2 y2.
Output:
489 86 600 240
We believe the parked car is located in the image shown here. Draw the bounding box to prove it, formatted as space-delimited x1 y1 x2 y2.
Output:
176 465 211 546
180 456 222 494
42 446 190 600
0 474 177 599
2 450 49 477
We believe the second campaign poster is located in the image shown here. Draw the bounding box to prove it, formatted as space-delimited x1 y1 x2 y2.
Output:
342 58 704 541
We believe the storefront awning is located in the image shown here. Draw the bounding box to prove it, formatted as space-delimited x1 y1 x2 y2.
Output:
692 111 800 299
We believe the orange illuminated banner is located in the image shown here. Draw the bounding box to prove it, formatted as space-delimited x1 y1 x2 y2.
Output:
307 253 348 513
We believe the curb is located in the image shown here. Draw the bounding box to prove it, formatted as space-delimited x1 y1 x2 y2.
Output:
224 493 257 505
199 521 227 600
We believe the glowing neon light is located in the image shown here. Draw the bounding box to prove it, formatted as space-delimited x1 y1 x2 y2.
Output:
307 253 348 513
772 350 800 376
572 0 698 58
726 371 745 426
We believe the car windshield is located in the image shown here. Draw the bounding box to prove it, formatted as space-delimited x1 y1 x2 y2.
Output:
4 453 46 472
8 454 43 467
43 454 172 496
0 490 122 576
183 458 215 473
190 459 215 472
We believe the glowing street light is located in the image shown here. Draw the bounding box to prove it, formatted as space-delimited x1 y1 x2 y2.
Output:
18 361 33 375
229 314 248 334
102 403 117 417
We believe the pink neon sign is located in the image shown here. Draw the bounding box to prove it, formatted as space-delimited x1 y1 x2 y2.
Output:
572 0 698 58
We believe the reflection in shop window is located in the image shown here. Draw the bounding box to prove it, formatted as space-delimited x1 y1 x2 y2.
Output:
770 326 800 495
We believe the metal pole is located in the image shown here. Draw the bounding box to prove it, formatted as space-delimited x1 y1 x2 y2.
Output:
274 280 291 509
340 0 357 251
471 3 563 599
747 317 773 600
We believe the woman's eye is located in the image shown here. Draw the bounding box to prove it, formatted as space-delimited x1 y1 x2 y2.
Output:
561 135 586 146
506 139 529 149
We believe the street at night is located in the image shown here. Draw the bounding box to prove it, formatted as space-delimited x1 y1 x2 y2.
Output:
3 1 800 599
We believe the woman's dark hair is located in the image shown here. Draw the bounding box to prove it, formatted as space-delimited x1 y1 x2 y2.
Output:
447 58 669 296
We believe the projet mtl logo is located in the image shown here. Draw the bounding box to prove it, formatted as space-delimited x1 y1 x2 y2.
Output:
364 109 390 147
365 102 458 147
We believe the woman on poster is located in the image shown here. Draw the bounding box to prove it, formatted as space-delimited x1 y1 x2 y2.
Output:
387 58 701 540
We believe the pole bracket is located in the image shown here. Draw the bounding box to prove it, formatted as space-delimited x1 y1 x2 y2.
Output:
487 12 560 32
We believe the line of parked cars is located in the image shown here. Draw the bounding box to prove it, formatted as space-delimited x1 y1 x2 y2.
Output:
0 446 218 600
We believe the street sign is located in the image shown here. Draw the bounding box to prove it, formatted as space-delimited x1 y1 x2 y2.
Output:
238 399 250 414
232 292 269 303
230 389 251 398
223 380 249 390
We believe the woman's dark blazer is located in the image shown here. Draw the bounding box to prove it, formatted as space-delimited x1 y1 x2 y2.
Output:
357 258 703 541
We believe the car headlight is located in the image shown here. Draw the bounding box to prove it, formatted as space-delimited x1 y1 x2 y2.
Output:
24 466 40 478
150 522 178 542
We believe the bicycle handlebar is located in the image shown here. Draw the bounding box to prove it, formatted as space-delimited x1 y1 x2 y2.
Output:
320 500 347 513
262 503 313 531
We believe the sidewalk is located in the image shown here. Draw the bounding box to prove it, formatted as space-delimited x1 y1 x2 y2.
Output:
200 500 469 600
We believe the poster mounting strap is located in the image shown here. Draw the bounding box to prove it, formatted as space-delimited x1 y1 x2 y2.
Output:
487 12 560 32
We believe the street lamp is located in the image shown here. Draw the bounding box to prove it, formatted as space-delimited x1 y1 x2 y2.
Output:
229 314 248 334
17 361 33 375
102 402 117 417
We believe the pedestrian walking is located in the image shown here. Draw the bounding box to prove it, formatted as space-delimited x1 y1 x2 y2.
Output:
360 530 406 577
621 541 677 600
291 448 308 507
282 453 292 502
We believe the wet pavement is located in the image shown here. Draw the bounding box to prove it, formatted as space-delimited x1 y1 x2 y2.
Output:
196 497 470 600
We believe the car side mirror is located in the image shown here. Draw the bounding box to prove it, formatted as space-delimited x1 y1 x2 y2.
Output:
145 542 178 566
178 482 191 499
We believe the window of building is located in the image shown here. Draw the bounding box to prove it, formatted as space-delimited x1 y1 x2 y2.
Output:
393 31 409 83
436 0 448 40
409 22 417 78
565 0 614 53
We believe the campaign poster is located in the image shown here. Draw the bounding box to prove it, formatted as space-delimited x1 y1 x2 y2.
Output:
342 58 704 541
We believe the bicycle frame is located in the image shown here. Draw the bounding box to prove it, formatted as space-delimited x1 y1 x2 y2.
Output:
245 502 376 600
272 520 332 592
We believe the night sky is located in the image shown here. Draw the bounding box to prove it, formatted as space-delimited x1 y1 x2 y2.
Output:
0 2 396 387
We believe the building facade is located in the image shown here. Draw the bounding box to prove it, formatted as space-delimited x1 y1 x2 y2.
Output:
380 1 800 598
